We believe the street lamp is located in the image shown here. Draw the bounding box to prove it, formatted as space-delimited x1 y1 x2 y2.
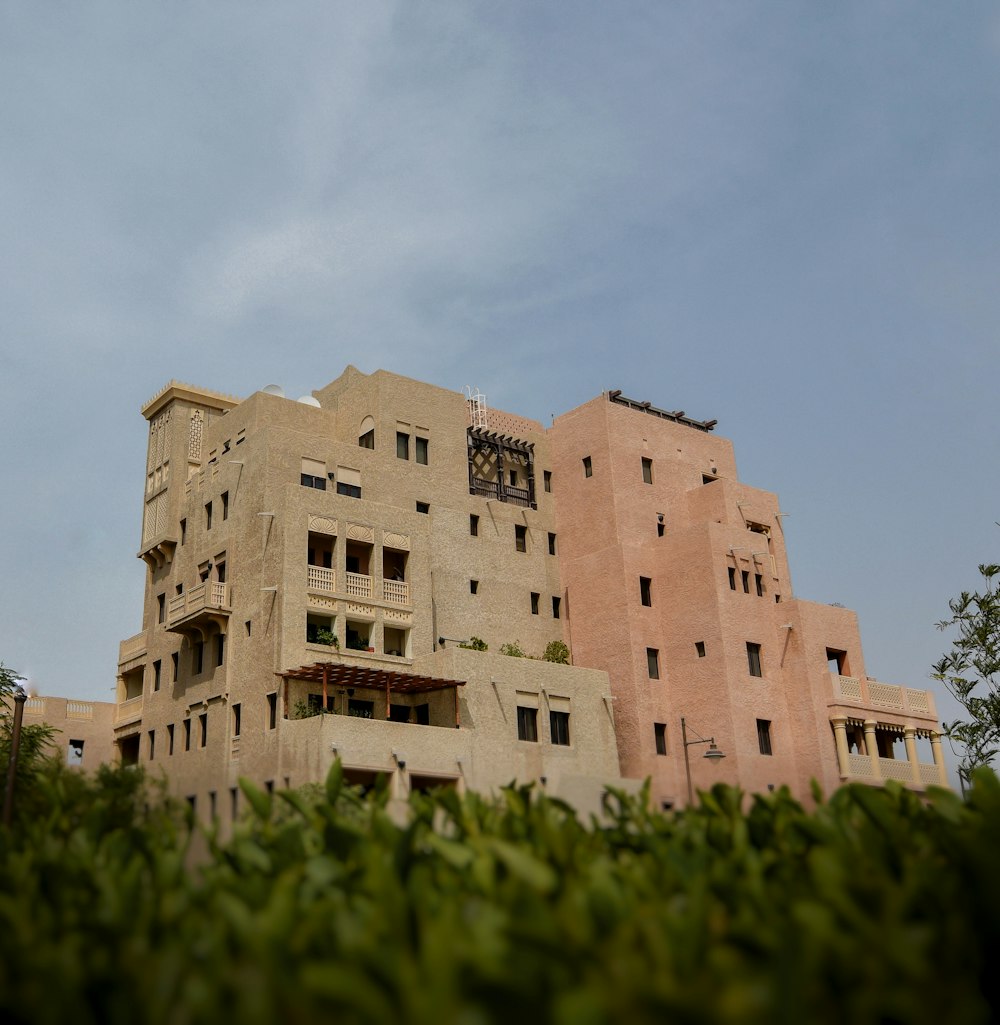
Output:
681 716 726 806
3 684 28 827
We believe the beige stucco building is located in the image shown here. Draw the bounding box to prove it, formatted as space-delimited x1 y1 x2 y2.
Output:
110 367 946 819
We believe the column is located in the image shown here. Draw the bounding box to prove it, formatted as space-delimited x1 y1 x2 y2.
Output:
930 732 949 787
831 717 850 780
903 727 921 785
864 720 881 781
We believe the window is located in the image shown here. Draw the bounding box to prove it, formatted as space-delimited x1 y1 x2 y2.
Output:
548 532 556 555
550 710 570 746
348 699 375 719
245 620 252 637
335 465 362 499
359 421 375 449
267 692 277 730
415 437 428 465
695 641 706 658
582 456 593 478
230 787 239 820
222 491 229 521
167 724 175 756
396 431 410 460
741 570 750 594
205 501 213 529
184 719 191 752
199 712 208 747
531 592 540 615
232 703 241 738
180 518 186 545
728 567 737 591
552 596 561 619
515 524 527 553
157 593 165 624
470 514 479 536
216 634 225 667
148 730 155 760
171 652 179 682
416 704 430 725
755 574 764 597
153 659 161 692
509 469 518 486
640 576 652 607
757 719 773 756
470 579 479 595
654 723 667 756
265 780 274 795
67 739 84 766
747 642 762 678
301 458 327 490
641 457 653 484
827 649 848 675
647 647 660 679
416 501 430 514
209 791 217 819
657 516 665 538
517 706 538 742
702 474 716 484
193 641 204 675
775 594 782 603
543 470 552 493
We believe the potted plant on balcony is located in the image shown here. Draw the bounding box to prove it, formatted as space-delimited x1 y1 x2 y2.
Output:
315 628 339 649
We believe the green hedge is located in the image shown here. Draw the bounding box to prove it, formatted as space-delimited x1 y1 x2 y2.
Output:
0 762 996 1024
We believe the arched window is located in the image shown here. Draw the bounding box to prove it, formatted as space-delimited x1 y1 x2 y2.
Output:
358 416 375 449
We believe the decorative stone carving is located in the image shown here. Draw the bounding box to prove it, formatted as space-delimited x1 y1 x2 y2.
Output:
188 409 204 461
309 516 338 535
346 522 375 543
383 531 410 551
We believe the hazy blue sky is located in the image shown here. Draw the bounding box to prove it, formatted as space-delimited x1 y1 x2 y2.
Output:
2 3 998 782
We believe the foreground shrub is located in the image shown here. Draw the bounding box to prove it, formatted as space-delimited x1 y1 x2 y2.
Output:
0 762 996 1024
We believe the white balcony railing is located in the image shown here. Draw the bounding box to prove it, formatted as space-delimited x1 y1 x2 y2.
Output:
383 579 410 605
307 566 336 592
344 572 372 600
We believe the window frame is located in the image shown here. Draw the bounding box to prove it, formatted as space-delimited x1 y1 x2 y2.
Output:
647 647 660 679
757 718 773 756
641 457 653 484
550 710 570 746
747 642 763 678
516 706 538 742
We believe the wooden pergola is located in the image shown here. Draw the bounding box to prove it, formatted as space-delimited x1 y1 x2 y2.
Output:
279 662 466 726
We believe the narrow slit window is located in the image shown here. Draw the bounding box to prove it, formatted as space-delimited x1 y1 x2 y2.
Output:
654 722 667 756
470 514 479 536
531 592 540 615
647 647 660 679
747 642 762 678
582 456 592 478
515 524 527 553
641 457 653 484
415 437 428 465
757 718 772 756
552 596 561 619
640 577 652 607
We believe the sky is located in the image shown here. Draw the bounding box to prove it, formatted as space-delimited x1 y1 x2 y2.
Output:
2 2 998 785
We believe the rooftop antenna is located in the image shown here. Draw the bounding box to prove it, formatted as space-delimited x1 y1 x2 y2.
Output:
465 385 488 430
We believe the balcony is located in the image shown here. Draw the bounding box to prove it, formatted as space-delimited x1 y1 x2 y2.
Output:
118 631 147 670
383 579 410 605
115 695 144 726
167 581 231 636
344 571 372 600
308 566 336 593
829 674 936 719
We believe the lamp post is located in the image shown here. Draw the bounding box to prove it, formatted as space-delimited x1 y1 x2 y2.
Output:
3 685 28 827
681 716 726 806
